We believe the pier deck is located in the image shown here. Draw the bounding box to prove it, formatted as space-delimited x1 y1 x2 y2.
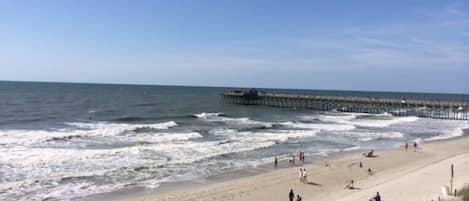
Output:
223 91 469 120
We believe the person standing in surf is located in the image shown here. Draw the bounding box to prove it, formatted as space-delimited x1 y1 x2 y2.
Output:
274 156 278 168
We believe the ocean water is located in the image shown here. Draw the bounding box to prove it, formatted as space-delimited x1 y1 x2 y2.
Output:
0 81 468 201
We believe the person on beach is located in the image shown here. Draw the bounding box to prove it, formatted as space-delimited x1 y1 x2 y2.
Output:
413 141 418 152
364 149 374 157
291 155 295 165
372 192 381 201
296 194 302 201
289 189 295 201
404 140 409 152
368 168 374 175
345 180 354 189
359 161 363 168
274 156 278 168
302 169 307 183
298 168 303 182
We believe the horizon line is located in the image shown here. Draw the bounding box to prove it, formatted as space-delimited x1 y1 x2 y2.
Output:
0 79 468 97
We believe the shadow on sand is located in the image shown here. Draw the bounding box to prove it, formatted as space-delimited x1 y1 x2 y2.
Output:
306 182 322 186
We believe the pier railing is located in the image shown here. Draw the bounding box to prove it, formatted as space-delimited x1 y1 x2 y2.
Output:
222 91 469 120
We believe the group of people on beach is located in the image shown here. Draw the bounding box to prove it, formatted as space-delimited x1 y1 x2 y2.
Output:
284 151 307 166
298 168 307 183
284 138 426 201
289 189 302 201
299 151 305 163
404 140 418 152
285 148 385 201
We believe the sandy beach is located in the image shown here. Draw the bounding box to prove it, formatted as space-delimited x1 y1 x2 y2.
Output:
123 131 469 201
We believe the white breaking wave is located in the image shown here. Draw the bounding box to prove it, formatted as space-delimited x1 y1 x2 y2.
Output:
0 133 200 168
354 131 404 141
210 128 319 144
323 130 404 142
208 128 238 136
0 121 179 146
424 121 469 141
312 113 358 122
197 115 274 128
129 132 203 143
231 130 319 143
66 121 178 130
343 146 361 151
0 125 320 201
280 121 356 131
193 112 224 119
2 112 467 201
0 137 273 201
302 113 418 128
347 116 419 128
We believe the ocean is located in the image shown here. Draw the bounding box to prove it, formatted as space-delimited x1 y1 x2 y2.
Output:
1 81 468 201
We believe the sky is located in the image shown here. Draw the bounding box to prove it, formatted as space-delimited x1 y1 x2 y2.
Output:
0 0 468 94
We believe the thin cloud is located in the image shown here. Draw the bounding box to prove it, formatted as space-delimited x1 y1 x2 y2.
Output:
293 1 469 70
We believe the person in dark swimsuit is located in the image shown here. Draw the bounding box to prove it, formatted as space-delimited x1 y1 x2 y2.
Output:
375 192 381 201
274 156 278 168
289 189 295 201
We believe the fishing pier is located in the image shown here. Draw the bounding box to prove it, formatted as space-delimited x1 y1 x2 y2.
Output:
223 89 469 120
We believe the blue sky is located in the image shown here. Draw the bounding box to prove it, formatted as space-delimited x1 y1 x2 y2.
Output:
1 0 468 93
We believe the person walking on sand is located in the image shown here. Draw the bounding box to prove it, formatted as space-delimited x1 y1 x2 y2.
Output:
404 140 409 152
302 169 307 183
298 168 303 182
413 141 418 152
374 192 381 201
274 156 278 168
289 189 295 201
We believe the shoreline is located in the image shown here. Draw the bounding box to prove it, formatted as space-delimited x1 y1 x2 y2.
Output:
100 129 469 201
85 139 368 201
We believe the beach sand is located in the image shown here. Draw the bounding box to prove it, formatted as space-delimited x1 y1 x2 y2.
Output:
124 132 469 201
